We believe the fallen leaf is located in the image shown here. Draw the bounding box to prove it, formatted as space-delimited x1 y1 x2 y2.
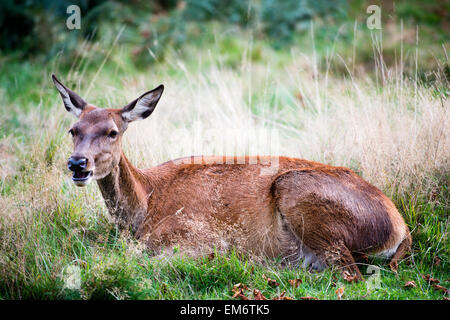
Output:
390 260 399 273
335 287 345 300
232 283 249 300
300 296 318 300
342 271 358 283
207 252 215 261
273 290 294 300
288 278 302 288
262 274 280 287
404 281 417 288
232 283 249 293
232 290 249 300
253 289 267 300
432 284 449 295
422 274 440 284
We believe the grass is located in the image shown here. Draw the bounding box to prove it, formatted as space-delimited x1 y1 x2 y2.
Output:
0 191 447 300
0 18 449 300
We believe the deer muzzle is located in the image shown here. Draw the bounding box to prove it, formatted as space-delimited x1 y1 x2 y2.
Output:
68 156 93 186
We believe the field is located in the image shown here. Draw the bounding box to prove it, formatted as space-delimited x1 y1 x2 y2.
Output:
0 1 448 300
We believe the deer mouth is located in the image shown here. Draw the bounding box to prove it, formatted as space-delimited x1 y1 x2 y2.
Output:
72 170 93 185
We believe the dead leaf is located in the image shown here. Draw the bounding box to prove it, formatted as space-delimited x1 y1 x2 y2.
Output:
253 289 267 300
422 274 440 284
300 296 318 300
335 287 345 300
207 252 215 261
342 271 358 283
232 290 249 300
262 274 280 287
390 260 399 273
404 281 417 288
288 278 302 288
273 290 294 300
232 283 249 300
232 283 249 292
233 283 248 289
432 284 449 295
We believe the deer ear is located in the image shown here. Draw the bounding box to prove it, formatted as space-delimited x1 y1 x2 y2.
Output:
52 74 87 118
121 85 164 122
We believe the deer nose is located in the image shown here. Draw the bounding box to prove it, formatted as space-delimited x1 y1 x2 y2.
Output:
68 157 88 172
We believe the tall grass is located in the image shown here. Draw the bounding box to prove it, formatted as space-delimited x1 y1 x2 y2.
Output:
0 25 448 299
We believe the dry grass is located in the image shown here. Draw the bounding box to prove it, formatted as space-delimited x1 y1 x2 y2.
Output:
120 57 449 202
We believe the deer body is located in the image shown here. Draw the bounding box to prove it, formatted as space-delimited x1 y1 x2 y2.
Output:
52 75 411 279
99 154 317 255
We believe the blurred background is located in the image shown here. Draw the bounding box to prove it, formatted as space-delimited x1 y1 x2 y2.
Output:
1 0 448 72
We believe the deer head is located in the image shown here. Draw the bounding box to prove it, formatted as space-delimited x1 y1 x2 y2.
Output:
52 74 164 186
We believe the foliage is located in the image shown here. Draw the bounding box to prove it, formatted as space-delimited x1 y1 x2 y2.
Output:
0 0 347 61
259 0 347 47
1 0 448 70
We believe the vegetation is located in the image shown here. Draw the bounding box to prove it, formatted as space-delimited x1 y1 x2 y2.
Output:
0 0 448 300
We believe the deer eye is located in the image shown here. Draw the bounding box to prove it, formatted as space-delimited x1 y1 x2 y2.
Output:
108 130 118 138
68 128 75 136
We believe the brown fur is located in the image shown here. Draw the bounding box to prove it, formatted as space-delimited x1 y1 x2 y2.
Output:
53 77 412 279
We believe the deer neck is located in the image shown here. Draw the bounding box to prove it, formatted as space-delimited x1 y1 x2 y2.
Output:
96 151 152 233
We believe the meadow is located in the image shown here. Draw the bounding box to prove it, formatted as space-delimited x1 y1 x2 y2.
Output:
0 1 448 300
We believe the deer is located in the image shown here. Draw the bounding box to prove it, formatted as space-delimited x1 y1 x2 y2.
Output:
52 74 411 280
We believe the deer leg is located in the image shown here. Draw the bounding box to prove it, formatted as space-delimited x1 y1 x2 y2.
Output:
275 199 363 278
389 232 412 273
306 240 363 281
335 243 363 281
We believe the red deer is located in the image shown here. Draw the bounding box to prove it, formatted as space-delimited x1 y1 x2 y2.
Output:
52 74 411 280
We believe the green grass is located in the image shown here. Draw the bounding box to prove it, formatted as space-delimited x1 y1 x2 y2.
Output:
0 14 448 300
0 197 447 300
